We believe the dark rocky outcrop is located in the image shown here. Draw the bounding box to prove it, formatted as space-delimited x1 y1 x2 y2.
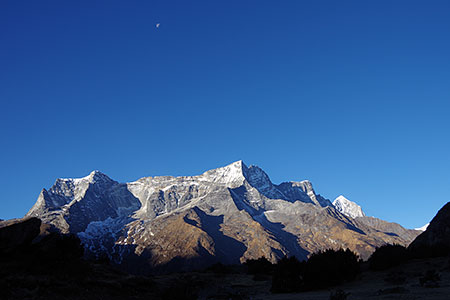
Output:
408 202 450 257
0 217 41 254
0 217 157 300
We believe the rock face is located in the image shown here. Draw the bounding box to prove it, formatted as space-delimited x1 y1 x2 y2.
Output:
27 171 140 234
408 202 450 257
26 161 420 272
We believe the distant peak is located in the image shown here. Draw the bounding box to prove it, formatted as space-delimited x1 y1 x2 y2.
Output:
89 170 102 176
88 170 108 178
55 170 113 186
333 195 365 219
415 223 429 231
86 170 113 183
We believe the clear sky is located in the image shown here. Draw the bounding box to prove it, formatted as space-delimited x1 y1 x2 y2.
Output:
1 1 449 229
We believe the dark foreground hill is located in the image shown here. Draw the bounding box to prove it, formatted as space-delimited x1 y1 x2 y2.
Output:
1 207 450 300
409 202 450 258
0 217 158 300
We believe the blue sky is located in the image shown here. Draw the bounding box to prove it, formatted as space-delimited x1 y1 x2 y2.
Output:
1 1 449 228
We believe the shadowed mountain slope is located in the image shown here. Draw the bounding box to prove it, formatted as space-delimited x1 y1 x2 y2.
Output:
409 202 450 257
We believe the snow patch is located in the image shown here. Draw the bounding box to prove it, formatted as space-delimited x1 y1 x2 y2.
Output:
415 223 429 231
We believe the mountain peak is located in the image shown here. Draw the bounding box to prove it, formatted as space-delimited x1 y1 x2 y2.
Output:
229 160 246 170
201 160 247 187
334 195 348 202
333 195 365 219
87 170 112 182
52 170 112 186
89 170 102 176
245 164 274 191
215 160 247 171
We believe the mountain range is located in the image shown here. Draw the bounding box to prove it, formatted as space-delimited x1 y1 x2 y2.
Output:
26 161 421 272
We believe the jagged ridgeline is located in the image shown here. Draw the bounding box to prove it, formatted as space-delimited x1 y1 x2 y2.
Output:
26 161 420 273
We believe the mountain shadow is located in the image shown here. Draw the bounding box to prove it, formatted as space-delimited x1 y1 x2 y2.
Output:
187 207 247 265
345 223 366 235
229 186 309 260
151 242 218 274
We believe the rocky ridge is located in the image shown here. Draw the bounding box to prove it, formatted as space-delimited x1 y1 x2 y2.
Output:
26 161 421 272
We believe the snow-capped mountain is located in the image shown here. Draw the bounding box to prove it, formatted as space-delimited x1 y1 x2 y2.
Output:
26 161 420 272
332 195 366 219
332 195 421 242
28 170 140 234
